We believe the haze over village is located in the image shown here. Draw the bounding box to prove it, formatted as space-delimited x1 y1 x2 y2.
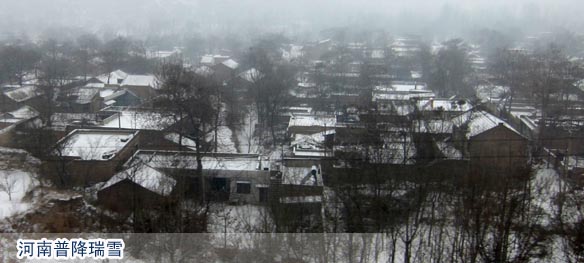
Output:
1 0 584 262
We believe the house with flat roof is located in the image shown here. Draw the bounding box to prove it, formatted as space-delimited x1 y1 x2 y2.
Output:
98 150 273 206
372 82 435 116
288 115 336 135
99 108 177 131
42 129 140 186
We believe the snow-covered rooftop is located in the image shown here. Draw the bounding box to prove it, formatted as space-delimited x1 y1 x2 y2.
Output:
291 130 334 148
57 129 137 160
71 87 99 104
101 164 176 196
370 49 385 59
238 68 262 83
282 45 304 61
373 82 434 102
475 85 509 103
102 90 123 101
436 140 463 160
375 82 429 93
3 105 38 120
85 82 106 89
221 59 239 70
281 164 322 185
99 89 115 98
50 113 100 128
291 130 335 157
200 54 230 65
148 50 180 59
132 151 266 172
200 55 214 65
164 132 198 148
195 66 214 77
3 85 42 102
96 70 128 85
101 111 176 130
416 98 473 112
288 115 336 129
373 92 435 101
334 132 417 165
453 111 522 139
121 74 156 87
414 120 454 134
280 196 322 204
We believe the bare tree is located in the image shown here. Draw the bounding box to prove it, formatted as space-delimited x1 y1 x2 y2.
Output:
0 172 18 201
156 58 222 202
489 48 531 114
0 44 40 85
430 39 473 97
37 39 74 127
527 45 584 145
99 37 130 79
246 48 296 147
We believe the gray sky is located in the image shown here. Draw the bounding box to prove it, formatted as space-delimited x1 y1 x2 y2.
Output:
1 0 583 41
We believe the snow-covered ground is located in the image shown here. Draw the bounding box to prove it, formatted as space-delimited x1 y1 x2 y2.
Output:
207 104 238 153
208 204 273 234
101 111 175 130
532 166 561 223
0 170 36 220
234 106 260 154
0 147 39 220
214 125 237 153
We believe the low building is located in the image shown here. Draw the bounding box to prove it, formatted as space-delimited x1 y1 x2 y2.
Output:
212 59 239 84
0 85 43 112
102 89 142 107
415 98 473 119
68 87 103 113
289 130 335 158
121 150 273 205
99 109 177 131
42 129 140 186
98 164 176 213
288 115 336 135
0 106 40 147
92 70 128 87
120 74 157 100
452 111 529 171
200 54 230 67
89 70 158 101
372 82 434 115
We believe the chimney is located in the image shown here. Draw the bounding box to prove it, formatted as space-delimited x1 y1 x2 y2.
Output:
430 98 434 110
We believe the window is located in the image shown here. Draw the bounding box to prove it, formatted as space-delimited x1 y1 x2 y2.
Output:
211 178 229 192
236 181 251 194
258 186 269 203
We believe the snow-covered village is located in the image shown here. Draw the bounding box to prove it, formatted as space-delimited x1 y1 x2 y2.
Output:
1 0 584 262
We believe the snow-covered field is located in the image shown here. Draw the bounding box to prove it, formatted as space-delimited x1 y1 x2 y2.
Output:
208 204 273 234
0 147 39 221
532 166 561 224
234 106 260 154
207 104 238 153
214 125 237 153
0 170 35 220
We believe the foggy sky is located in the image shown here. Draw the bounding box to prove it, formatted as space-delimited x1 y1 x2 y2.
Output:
1 0 583 41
